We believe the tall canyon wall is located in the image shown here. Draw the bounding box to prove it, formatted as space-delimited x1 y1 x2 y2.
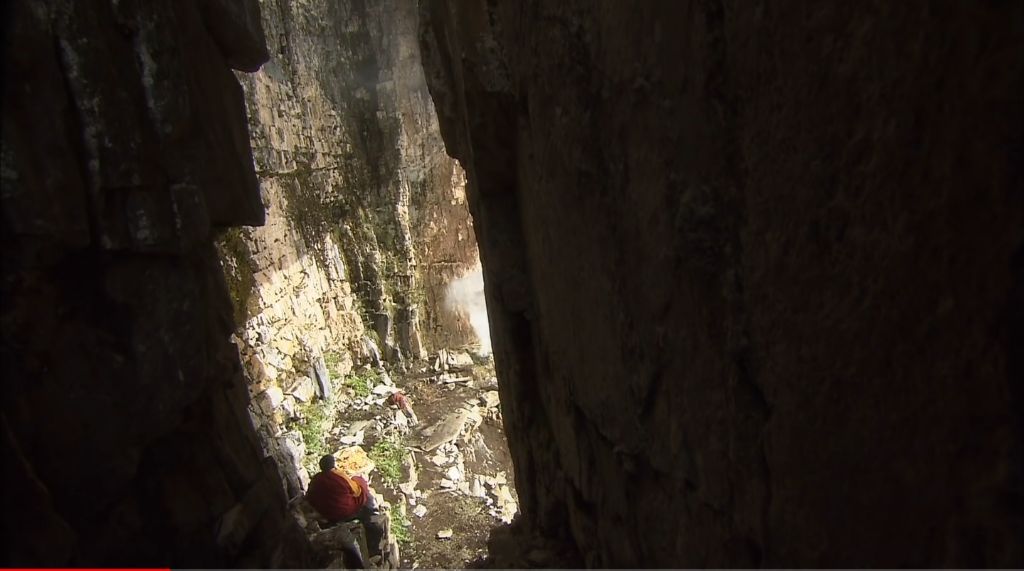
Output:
218 1 481 493
421 1 1024 567
1 1 311 566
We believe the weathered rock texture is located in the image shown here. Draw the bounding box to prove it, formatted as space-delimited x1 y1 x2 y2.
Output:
1 0 310 566
215 0 482 505
220 0 480 383
421 1 1024 567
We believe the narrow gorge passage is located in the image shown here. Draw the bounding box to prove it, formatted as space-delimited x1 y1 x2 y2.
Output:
211 1 519 567
3 0 1022 569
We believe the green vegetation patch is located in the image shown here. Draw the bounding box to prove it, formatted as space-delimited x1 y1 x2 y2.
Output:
345 368 378 399
368 437 405 487
215 227 258 326
389 507 412 545
294 397 336 473
323 349 345 377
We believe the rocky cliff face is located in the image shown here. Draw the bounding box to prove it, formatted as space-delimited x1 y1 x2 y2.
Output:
1 0 311 566
222 0 479 366
421 1 1024 567
215 0 481 508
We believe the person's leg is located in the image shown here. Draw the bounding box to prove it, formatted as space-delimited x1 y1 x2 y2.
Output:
340 544 366 570
357 503 385 559
364 492 379 512
336 522 367 569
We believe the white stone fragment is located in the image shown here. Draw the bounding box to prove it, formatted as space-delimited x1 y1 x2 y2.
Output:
372 383 397 396
256 386 284 416
481 390 500 408
286 375 317 402
339 430 364 446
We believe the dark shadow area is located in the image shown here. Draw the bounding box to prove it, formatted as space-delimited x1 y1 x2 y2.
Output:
3 0 1023 568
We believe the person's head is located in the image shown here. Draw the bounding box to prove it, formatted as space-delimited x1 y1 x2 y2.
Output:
319 454 336 472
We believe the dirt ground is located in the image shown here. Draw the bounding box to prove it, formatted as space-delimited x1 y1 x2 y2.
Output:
341 350 518 569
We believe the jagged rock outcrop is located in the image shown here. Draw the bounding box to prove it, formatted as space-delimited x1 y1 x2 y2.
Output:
1 0 310 566
421 1 1024 567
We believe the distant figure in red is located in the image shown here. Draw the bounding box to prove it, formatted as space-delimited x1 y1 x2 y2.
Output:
387 390 419 425
306 454 384 567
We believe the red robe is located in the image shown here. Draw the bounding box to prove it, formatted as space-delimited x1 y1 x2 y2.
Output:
389 391 414 415
306 468 369 522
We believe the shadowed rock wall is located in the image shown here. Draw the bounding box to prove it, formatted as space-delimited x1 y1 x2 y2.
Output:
1 0 311 566
421 0 1024 567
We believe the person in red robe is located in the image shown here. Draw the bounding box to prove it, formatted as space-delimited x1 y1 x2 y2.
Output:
387 390 419 425
306 454 384 567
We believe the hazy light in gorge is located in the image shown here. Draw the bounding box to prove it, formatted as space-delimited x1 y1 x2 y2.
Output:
445 264 491 356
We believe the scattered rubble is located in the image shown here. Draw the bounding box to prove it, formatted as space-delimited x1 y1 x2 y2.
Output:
250 346 514 568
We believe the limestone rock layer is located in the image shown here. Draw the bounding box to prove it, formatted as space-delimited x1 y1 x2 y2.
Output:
222 0 480 377
216 0 483 501
420 1 1024 567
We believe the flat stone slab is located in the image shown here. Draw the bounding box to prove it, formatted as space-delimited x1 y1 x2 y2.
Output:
421 408 471 451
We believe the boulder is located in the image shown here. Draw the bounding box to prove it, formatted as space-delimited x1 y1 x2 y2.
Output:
279 395 297 419
285 375 316 403
481 390 500 409
279 431 306 464
421 408 471 451
334 446 375 477
345 420 372 436
255 386 284 416
339 430 364 446
447 351 475 369
372 383 397 396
